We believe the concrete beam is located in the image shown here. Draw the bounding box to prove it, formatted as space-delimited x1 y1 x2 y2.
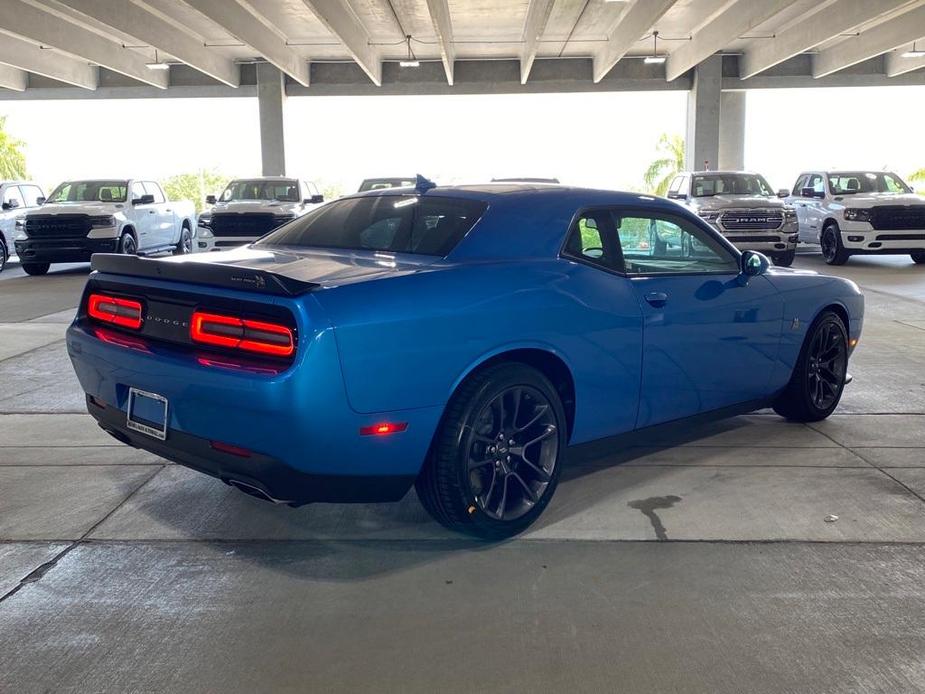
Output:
0 33 98 89
740 0 910 79
886 47 925 77
57 0 239 87
814 4 925 77
182 0 309 86
0 0 167 88
302 0 381 86
666 0 800 82
718 91 745 170
520 0 554 84
257 63 286 176
685 55 721 171
424 0 455 86
592 0 677 83
0 64 27 91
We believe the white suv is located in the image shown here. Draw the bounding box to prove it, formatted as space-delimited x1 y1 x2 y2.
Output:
786 170 925 266
0 181 45 273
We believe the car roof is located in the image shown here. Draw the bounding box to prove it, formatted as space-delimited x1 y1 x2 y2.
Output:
346 182 666 205
685 170 765 176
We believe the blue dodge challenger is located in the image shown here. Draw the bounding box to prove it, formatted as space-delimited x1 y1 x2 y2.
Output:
67 181 863 538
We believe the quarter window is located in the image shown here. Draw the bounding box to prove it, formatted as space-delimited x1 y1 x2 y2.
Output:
563 210 621 271
614 212 738 275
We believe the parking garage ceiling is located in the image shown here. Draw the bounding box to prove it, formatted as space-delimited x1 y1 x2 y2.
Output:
0 0 923 96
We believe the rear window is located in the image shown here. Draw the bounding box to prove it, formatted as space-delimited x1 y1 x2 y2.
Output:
257 195 487 256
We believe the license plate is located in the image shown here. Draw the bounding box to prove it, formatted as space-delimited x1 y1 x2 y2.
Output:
126 388 168 440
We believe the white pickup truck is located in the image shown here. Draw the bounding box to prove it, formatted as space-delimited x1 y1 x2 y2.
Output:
13 178 196 276
786 170 925 266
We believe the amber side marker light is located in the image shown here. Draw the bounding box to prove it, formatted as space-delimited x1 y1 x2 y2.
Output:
360 422 408 436
849 338 858 348
88 293 143 329
190 310 294 357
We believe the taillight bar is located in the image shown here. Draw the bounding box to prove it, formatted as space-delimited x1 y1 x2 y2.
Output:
190 310 294 357
87 293 143 329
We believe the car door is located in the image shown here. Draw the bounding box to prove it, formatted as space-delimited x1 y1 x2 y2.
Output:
144 182 174 247
613 208 783 428
789 174 811 237
798 173 827 243
130 181 156 249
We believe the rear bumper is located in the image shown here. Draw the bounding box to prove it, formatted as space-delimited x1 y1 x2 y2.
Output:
15 237 118 263
88 396 414 503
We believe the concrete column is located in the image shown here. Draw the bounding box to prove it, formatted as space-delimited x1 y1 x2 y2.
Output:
685 54 721 171
257 62 286 176
718 91 746 170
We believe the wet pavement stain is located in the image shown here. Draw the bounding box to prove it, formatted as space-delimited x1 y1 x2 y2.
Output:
628 495 683 540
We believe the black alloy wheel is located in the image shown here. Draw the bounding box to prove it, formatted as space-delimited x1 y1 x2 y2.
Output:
120 232 137 255
175 227 193 255
821 224 849 265
0 239 7 273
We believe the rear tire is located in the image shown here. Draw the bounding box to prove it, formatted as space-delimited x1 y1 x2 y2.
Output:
415 362 566 539
773 249 795 267
0 239 7 273
912 251 925 264
22 262 50 276
773 311 848 422
821 223 849 266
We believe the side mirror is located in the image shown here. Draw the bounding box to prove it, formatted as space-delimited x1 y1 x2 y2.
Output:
777 189 789 198
36 196 46 205
801 187 825 199
740 250 771 281
205 194 217 205
133 194 155 205
307 194 324 204
666 191 687 200
1 199 19 210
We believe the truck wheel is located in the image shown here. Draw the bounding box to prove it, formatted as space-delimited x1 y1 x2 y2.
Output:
0 239 7 273
22 262 50 276
119 231 137 255
912 251 925 265
174 225 192 255
774 249 795 267
415 362 566 540
821 223 849 266
773 311 848 422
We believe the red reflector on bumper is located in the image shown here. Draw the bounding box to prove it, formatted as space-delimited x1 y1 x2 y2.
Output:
359 422 408 436
210 440 252 458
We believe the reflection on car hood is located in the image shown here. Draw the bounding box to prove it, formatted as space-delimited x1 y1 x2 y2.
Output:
690 195 787 211
26 202 124 216
832 192 925 208
161 244 444 288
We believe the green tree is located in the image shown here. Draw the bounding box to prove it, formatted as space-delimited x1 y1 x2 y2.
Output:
0 116 28 180
909 168 925 193
643 133 685 197
162 170 233 214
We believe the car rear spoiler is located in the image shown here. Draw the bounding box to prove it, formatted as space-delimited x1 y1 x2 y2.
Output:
89 254 319 297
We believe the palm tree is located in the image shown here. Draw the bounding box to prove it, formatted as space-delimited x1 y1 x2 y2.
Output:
0 116 27 180
643 133 685 197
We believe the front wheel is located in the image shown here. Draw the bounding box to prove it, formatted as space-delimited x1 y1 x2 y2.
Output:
416 362 566 539
821 223 849 265
773 249 795 267
773 311 848 422
174 226 192 255
119 231 137 255
912 251 925 265
0 239 7 273
22 262 50 276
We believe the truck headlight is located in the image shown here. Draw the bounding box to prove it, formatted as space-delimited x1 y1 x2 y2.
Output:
844 208 871 222
13 218 26 240
197 216 212 229
784 207 797 220
89 215 116 228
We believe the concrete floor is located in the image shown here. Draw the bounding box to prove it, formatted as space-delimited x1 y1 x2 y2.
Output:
0 252 924 692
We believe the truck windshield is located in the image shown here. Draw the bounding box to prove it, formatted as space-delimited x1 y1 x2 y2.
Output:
221 179 300 202
358 178 416 192
47 180 128 203
827 172 911 195
691 174 774 197
256 194 487 257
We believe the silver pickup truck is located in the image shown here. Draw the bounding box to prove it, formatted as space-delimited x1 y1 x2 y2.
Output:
666 170 799 266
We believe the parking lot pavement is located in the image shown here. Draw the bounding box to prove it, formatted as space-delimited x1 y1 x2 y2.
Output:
1 254 924 692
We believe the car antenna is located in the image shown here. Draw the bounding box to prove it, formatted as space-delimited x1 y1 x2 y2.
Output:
415 174 436 194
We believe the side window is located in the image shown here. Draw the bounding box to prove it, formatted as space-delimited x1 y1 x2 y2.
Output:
2 186 24 209
883 175 905 193
563 210 621 272
144 182 165 204
615 212 738 276
131 182 147 203
21 185 43 207
791 175 807 196
807 174 825 196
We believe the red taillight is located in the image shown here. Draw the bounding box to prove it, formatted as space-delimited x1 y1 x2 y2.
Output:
359 422 408 436
190 310 294 357
87 293 143 329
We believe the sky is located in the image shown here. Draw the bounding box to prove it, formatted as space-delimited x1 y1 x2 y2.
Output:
1 85 923 198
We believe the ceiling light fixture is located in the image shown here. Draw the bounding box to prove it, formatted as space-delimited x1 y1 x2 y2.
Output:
644 31 666 64
902 41 925 58
145 48 170 70
399 35 419 68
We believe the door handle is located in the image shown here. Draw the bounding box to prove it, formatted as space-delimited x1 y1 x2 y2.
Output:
165 209 172 212
644 291 668 308
148 210 156 214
